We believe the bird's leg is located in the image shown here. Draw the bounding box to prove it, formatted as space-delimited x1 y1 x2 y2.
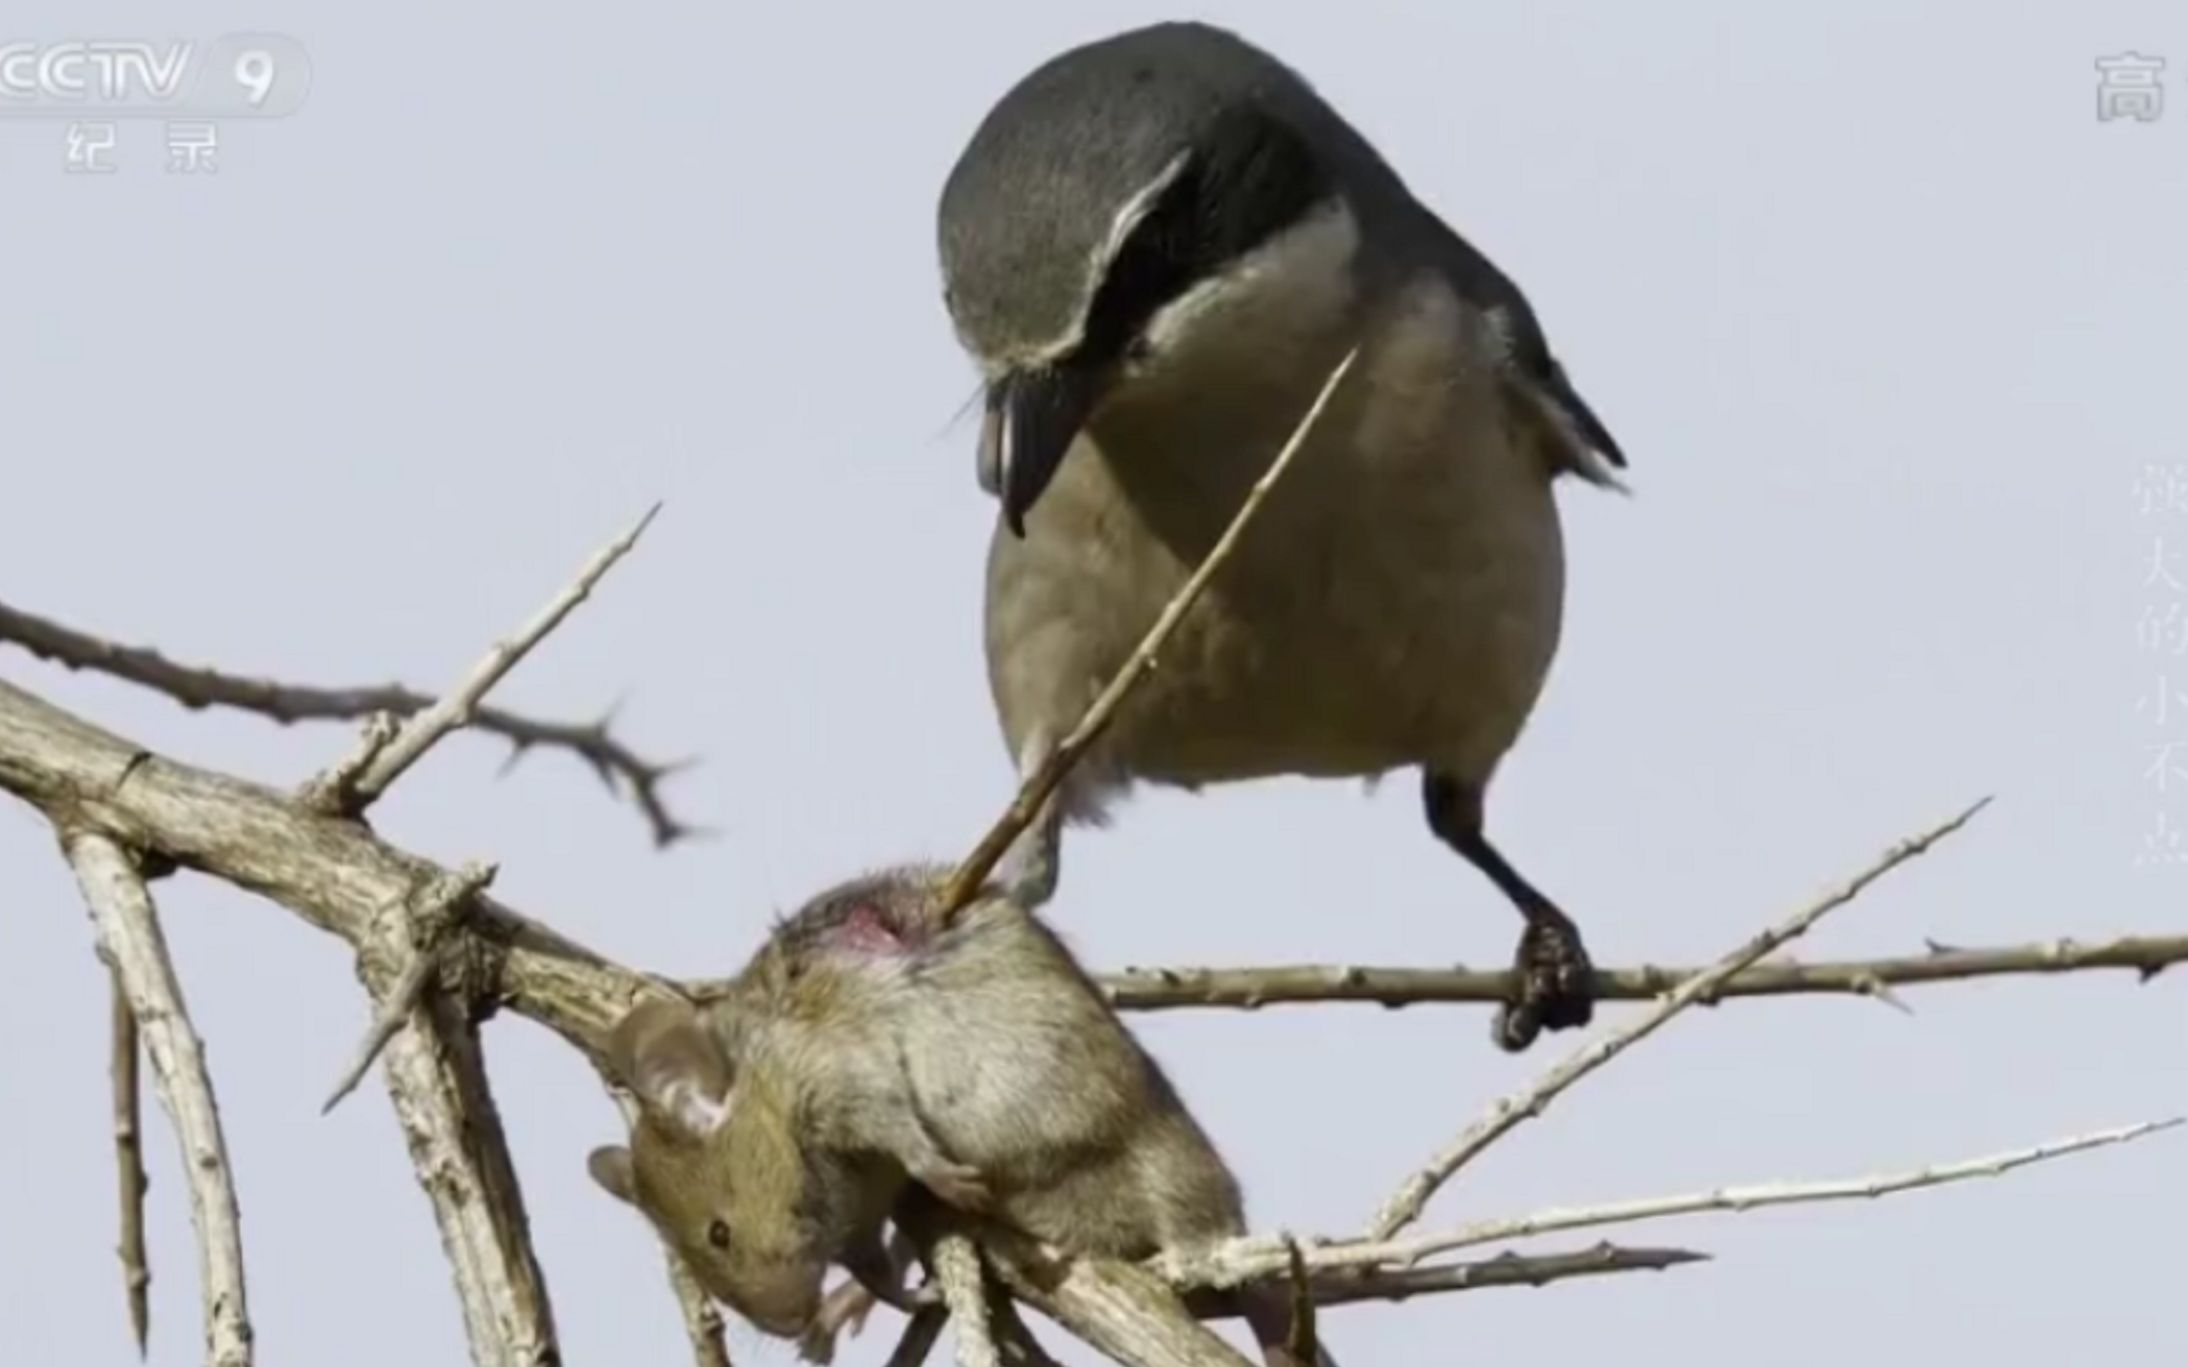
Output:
1422 771 1594 1051
993 732 1065 908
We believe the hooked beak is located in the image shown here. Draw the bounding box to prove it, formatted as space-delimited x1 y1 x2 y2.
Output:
980 363 1105 537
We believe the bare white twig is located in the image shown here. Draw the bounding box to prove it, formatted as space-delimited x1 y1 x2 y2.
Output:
322 860 498 1113
327 503 660 811
110 968 151 1357
66 832 253 1367
318 510 648 1112
1098 931 2188 1011
934 1231 1000 1367
379 989 559 1367
1206 1242 1708 1309
940 349 1361 916
296 711 400 813
302 518 651 1361
1180 1119 2177 1285
1368 799 1990 1239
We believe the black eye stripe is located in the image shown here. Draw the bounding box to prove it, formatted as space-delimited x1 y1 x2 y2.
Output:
1079 108 1331 361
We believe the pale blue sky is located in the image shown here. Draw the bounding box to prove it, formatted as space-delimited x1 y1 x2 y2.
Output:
3 4 2184 1364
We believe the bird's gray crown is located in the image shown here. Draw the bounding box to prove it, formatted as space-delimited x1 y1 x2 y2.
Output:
938 23 1378 370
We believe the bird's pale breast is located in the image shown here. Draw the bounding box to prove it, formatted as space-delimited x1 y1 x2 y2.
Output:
985 268 1566 797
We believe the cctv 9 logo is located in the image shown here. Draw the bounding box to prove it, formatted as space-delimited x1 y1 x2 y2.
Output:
0 33 311 117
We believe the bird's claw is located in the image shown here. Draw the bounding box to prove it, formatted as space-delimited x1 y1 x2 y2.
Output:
1492 917 1594 1051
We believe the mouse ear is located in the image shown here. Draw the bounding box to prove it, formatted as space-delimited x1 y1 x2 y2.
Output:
588 1145 638 1204
607 998 735 1141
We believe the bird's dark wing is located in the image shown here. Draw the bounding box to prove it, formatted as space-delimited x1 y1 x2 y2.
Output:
1418 221 1629 486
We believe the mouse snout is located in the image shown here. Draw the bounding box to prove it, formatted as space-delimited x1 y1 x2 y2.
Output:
717 1264 823 1340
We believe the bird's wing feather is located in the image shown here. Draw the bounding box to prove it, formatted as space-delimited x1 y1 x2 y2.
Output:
1414 218 1629 485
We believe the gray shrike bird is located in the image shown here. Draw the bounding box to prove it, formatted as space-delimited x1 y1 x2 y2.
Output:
937 22 1629 1050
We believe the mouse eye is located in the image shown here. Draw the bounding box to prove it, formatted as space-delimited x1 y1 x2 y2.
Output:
706 1219 732 1250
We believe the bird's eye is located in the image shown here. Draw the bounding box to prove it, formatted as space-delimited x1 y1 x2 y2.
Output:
707 1219 732 1250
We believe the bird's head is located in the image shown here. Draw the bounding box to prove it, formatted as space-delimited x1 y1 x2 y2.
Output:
937 23 1350 533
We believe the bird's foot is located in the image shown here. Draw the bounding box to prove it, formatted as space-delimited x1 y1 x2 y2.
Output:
1492 916 1595 1052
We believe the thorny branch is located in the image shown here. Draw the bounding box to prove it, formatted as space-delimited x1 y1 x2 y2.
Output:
1367 799 1992 1240
377 988 561 1367
5 488 2181 1367
5 677 2177 1363
1098 934 2188 1012
314 511 657 1110
1175 1120 2179 1287
322 860 499 1113
109 968 150 1356
309 511 671 1367
66 833 253 1367
1187 1243 1708 1310
327 504 661 811
0 597 699 846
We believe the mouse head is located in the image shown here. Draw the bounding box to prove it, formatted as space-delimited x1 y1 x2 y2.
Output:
587 996 829 1338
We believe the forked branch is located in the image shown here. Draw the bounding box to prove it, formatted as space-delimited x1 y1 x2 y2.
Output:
0 587 697 845
1367 798 1990 1239
66 833 253 1367
1176 1118 2178 1286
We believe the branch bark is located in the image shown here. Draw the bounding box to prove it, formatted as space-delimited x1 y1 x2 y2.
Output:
1 678 2171 1364
1097 934 2188 1011
1181 1242 1707 1313
328 504 659 810
0 678 653 1056
0 597 697 845
66 832 253 1367
1182 1120 2175 1285
660 1234 734 1367
974 1224 1252 1367
1367 799 1988 1239
933 1231 1001 1367
376 986 560 1367
298 518 664 1364
322 861 498 1113
110 967 151 1355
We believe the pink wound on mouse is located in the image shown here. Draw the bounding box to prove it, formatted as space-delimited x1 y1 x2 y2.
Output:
836 902 908 954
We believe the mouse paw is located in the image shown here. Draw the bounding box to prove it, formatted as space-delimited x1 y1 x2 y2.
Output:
914 1156 992 1212
798 1280 879 1365
1492 917 1595 1052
